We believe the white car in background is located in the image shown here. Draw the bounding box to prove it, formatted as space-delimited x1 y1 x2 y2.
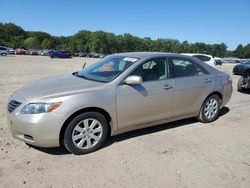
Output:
7 47 14 54
182 53 216 67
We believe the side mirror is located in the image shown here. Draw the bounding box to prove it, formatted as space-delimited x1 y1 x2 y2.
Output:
125 75 142 85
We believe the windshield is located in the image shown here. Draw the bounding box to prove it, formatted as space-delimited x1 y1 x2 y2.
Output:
76 56 139 82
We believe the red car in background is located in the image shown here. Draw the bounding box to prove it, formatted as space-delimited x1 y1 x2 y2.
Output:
65 51 77 57
15 48 26 55
25 49 38 55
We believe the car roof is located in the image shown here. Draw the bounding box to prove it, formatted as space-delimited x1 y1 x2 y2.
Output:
111 52 217 62
111 52 222 75
113 52 189 59
181 53 213 58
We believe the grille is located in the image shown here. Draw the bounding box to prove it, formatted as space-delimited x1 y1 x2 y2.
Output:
8 100 22 113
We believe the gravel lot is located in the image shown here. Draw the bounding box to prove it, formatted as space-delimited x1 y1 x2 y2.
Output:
0 55 250 188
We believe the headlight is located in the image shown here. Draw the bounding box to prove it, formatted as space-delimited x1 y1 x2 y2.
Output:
21 102 62 114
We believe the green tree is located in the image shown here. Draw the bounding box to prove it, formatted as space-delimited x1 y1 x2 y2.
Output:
234 44 243 58
41 38 55 49
74 30 91 52
24 37 40 49
0 22 249 58
242 44 250 58
0 23 26 48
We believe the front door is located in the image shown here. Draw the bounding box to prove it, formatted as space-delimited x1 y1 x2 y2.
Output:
116 57 174 129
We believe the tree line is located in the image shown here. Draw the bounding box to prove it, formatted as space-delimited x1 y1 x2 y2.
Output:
0 22 249 58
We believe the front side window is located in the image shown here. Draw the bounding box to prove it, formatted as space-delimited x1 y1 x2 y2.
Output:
170 57 208 78
131 58 168 82
76 56 138 82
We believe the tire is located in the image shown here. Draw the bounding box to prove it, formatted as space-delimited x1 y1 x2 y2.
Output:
237 76 244 92
197 95 220 123
1 53 7 56
63 112 109 155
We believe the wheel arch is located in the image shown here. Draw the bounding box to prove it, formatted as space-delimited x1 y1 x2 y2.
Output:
206 91 223 105
59 107 112 146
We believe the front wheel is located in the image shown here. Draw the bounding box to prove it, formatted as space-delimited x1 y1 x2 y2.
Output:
197 95 220 123
63 112 109 155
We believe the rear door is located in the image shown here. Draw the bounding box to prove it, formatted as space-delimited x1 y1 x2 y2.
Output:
169 57 213 116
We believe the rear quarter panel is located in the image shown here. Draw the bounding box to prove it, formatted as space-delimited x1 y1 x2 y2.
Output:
213 73 232 106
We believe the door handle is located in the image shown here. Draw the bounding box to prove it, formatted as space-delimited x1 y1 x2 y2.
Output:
204 79 212 83
163 84 172 90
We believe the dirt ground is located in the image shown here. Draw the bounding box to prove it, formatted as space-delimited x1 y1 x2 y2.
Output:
0 55 249 188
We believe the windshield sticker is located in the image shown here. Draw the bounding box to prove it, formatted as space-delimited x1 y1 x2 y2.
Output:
123 57 138 62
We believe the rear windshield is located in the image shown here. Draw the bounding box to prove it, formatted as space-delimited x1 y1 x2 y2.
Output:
194 55 211 62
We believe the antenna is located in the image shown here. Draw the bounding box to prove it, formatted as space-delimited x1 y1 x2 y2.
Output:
82 62 86 69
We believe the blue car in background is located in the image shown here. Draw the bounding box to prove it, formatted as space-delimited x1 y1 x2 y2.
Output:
49 50 71 58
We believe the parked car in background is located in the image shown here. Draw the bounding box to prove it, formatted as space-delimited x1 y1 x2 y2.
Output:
233 60 250 76
25 49 39 55
7 52 232 155
222 58 242 64
92 53 100 58
15 48 26 55
215 59 222 65
233 60 250 91
49 50 71 58
7 47 14 54
182 53 216 67
39 50 49 56
86 52 94 58
0 46 8 56
78 52 88 57
99 54 106 58
86 52 100 58
65 51 77 57
214 57 223 65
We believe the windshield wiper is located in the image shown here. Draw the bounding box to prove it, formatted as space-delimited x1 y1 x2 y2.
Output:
73 72 89 80
72 72 78 76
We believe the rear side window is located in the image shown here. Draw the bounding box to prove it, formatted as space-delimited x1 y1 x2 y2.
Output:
193 55 211 62
195 63 209 76
170 57 208 78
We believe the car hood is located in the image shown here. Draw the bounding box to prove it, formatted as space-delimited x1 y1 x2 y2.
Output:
234 64 250 69
11 74 105 102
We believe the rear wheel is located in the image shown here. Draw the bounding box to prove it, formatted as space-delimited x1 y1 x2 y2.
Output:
197 95 220 123
63 112 109 155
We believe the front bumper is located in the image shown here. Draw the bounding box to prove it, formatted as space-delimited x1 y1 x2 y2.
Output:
7 102 66 148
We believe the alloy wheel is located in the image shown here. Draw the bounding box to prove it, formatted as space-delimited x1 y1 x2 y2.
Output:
71 118 103 149
204 98 219 119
